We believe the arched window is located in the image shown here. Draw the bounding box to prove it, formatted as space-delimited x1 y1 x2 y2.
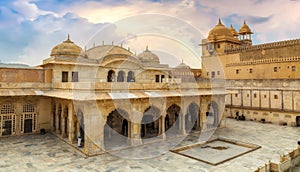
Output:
117 70 125 82
107 70 115 82
127 71 135 82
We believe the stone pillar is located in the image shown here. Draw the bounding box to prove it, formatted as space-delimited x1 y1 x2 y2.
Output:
83 103 104 154
197 109 201 130
200 111 207 130
127 122 131 143
180 113 186 135
76 121 80 140
161 114 166 140
98 121 105 151
130 109 142 146
55 102 60 134
83 133 90 155
15 103 22 135
61 105 66 138
131 123 142 145
124 73 127 82
200 97 208 130
68 102 74 142
50 102 55 131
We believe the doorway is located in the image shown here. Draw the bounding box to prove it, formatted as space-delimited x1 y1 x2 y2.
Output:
2 120 12 136
24 119 33 133
296 116 300 127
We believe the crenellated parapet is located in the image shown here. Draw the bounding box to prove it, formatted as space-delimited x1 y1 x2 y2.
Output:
226 56 300 67
225 38 300 54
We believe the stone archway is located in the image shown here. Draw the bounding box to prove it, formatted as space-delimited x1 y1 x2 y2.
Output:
117 70 125 82
206 101 219 128
185 103 200 132
141 106 161 139
104 109 129 149
165 104 180 135
107 70 115 82
127 71 135 82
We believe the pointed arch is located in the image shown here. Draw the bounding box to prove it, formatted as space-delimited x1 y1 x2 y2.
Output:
165 104 180 135
107 70 115 82
117 70 125 82
141 106 161 139
127 71 135 82
104 108 130 149
185 102 200 132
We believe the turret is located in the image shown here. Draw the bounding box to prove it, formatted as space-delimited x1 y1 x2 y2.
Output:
238 20 253 46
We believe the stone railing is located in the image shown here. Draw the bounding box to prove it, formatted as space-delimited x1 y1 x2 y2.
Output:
52 78 225 91
226 56 300 67
225 38 300 54
254 146 300 172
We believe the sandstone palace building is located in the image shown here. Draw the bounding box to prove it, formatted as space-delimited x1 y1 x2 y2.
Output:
201 19 300 127
0 35 225 155
2 18 300 156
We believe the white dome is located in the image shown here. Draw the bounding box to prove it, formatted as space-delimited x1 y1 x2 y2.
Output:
137 46 160 64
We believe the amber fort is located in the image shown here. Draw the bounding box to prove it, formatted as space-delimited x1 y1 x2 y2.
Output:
1 19 300 171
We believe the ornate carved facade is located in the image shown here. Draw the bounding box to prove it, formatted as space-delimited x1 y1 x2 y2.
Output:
0 35 226 156
201 19 300 127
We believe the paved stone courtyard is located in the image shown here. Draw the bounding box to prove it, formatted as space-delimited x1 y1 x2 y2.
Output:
0 118 300 172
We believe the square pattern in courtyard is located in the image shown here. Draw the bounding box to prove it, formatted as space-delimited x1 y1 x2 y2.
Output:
1 19 300 170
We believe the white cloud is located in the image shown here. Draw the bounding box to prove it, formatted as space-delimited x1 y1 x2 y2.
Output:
12 0 55 20
4 13 107 66
3 0 300 66
62 0 300 44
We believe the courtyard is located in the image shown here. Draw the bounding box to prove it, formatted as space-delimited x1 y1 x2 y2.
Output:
0 118 299 172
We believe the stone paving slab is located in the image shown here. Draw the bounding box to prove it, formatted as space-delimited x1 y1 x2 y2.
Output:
0 119 299 171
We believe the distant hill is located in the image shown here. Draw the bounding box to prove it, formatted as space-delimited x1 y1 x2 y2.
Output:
0 63 32 68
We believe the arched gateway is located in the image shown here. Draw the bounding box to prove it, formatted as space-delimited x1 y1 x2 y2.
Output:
104 109 130 149
141 106 161 139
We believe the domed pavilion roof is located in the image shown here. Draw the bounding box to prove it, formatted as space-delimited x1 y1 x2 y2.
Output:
239 20 253 35
137 46 160 64
50 34 82 58
230 24 239 37
175 60 191 69
208 19 234 40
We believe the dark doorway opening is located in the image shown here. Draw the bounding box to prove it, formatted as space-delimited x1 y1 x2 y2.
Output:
117 71 125 82
296 116 300 127
165 104 180 135
127 71 135 82
104 109 129 149
141 115 159 138
2 120 12 136
107 70 115 82
185 103 200 132
24 119 33 133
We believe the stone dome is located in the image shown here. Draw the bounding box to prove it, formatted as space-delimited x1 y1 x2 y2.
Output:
230 24 239 37
239 20 253 35
208 19 233 40
175 61 191 69
50 35 83 58
137 46 160 64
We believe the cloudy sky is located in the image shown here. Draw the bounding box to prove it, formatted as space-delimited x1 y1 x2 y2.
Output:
1 0 300 67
